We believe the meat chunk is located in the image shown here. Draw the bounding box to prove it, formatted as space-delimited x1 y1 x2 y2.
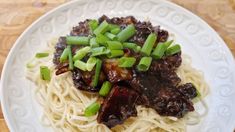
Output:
72 68 105 92
129 72 195 118
102 59 133 83
178 83 198 99
97 85 139 128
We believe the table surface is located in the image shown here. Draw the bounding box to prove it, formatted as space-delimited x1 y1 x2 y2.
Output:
1 0 235 131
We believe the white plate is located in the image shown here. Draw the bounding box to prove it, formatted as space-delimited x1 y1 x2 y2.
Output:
1 0 235 131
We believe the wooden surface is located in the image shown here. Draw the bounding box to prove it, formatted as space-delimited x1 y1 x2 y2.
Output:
0 0 235 131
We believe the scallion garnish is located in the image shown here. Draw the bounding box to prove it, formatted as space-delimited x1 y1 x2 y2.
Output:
66 36 89 45
117 24 136 42
110 27 121 35
165 44 181 56
123 42 141 52
99 81 112 96
67 45 74 70
35 53 49 58
91 47 109 56
96 34 109 46
73 46 91 61
118 57 136 68
94 20 109 35
108 24 120 30
86 57 97 71
107 41 123 50
92 59 102 87
40 66 51 81
88 19 99 31
141 33 157 56
84 102 101 117
105 32 116 40
90 37 99 48
74 60 87 71
60 48 69 62
152 40 173 59
137 57 152 71
107 50 124 58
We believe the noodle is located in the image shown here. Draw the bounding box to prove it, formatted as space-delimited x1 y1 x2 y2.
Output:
26 40 209 132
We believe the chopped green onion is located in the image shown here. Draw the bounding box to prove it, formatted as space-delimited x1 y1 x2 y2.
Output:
96 34 109 46
107 50 124 58
105 32 116 40
137 57 152 71
35 53 49 58
90 37 99 48
123 42 137 49
73 46 91 61
123 42 140 52
141 33 157 56
110 27 121 35
108 24 120 30
91 47 109 56
86 57 97 71
66 36 89 45
84 102 101 117
99 81 112 96
94 20 109 35
152 40 173 59
92 59 102 87
40 66 51 81
118 57 136 67
165 44 181 56
135 46 141 53
74 60 87 71
60 48 69 62
67 45 74 70
117 24 136 42
88 19 99 31
107 41 123 50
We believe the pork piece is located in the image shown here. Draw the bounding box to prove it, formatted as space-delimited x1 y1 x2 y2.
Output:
178 83 198 99
55 62 69 75
97 85 139 128
72 68 106 92
102 59 133 83
129 72 195 118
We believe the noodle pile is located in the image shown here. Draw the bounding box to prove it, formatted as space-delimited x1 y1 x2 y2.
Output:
26 40 209 132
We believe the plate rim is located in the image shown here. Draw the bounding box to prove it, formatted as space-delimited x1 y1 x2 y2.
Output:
1 0 234 131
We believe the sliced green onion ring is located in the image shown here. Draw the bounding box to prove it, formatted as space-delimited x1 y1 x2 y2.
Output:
35 53 49 58
165 44 181 56
107 41 123 50
141 33 157 56
99 81 112 96
67 45 74 70
74 60 87 71
86 57 97 71
117 24 136 42
40 66 51 81
88 19 99 31
105 32 116 40
137 57 152 71
118 57 136 68
92 59 102 87
73 46 91 61
90 37 99 48
107 50 124 58
66 36 89 45
94 20 109 35
84 102 101 117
